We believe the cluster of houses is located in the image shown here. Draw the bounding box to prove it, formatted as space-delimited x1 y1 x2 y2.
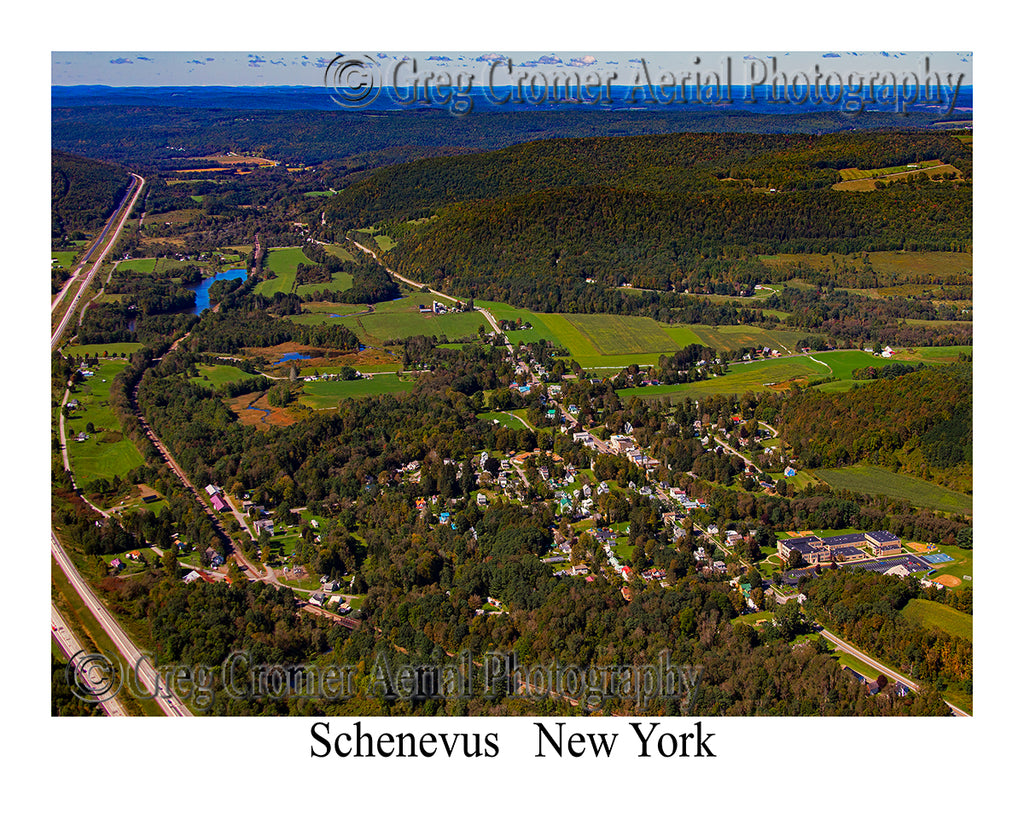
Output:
418 300 470 316
607 434 661 470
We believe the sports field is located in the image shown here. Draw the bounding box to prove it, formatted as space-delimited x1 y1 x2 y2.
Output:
901 599 972 642
299 374 417 408
65 360 145 485
814 465 972 515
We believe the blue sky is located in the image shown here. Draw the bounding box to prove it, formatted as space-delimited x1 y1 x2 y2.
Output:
52 51 972 87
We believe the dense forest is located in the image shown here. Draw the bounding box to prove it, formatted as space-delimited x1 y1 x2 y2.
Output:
326 130 969 224
51 150 131 238
318 131 970 317
779 363 971 490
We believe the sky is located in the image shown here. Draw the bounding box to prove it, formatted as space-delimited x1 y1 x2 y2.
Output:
52 50 972 87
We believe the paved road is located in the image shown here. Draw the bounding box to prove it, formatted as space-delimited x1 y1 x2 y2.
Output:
815 624 969 716
51 530 191 716
51 173 145 351
51 603 128 717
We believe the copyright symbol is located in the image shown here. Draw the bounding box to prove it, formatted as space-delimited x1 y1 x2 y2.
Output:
324 54 382 108
66 650 123 704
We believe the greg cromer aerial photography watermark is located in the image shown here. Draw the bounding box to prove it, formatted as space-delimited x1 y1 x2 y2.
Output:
66 648 702 713
324 53 967 116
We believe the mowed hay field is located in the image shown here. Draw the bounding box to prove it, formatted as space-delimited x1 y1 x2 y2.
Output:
813 465 972 515
618 349 877 401
565 314 682 356
254 247 353 298
901 599 972 642
65 360 146 484
321 297 484 344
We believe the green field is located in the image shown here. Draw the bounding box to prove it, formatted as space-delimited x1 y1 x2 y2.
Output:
115 257 157 273
839 159 944 180
63 342 142 358
303 190 336 197
253 247 316 296
322 244 355 262
564 314 682 356
332 297 485 344
688 324 809 354
814 465 972 515
65 360 146 485
189 363 254 390
759 251 971 281
478 411 529 430
901 599 972 642
618 349 884 401
52 251 78 267
254 244 353 297
620 356 829 401
892 345 972 364
300 374 417 408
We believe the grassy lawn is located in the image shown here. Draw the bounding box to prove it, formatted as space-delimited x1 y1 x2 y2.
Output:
901 599 972 642
299 374 417 408
63 342 142 358
52 251 78 267
65 360 146 485
478 411 529 430
189 363 254 390
813 465 972 515
295 271 354 298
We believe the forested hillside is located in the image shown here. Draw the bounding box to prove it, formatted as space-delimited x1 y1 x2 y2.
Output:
51 150 131 238
324 131 970 311
780 363 971 490
327 130 968 224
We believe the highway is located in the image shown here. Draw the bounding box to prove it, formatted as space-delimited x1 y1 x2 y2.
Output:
51 603 128 717
51 173 145 351
51 530 191 717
